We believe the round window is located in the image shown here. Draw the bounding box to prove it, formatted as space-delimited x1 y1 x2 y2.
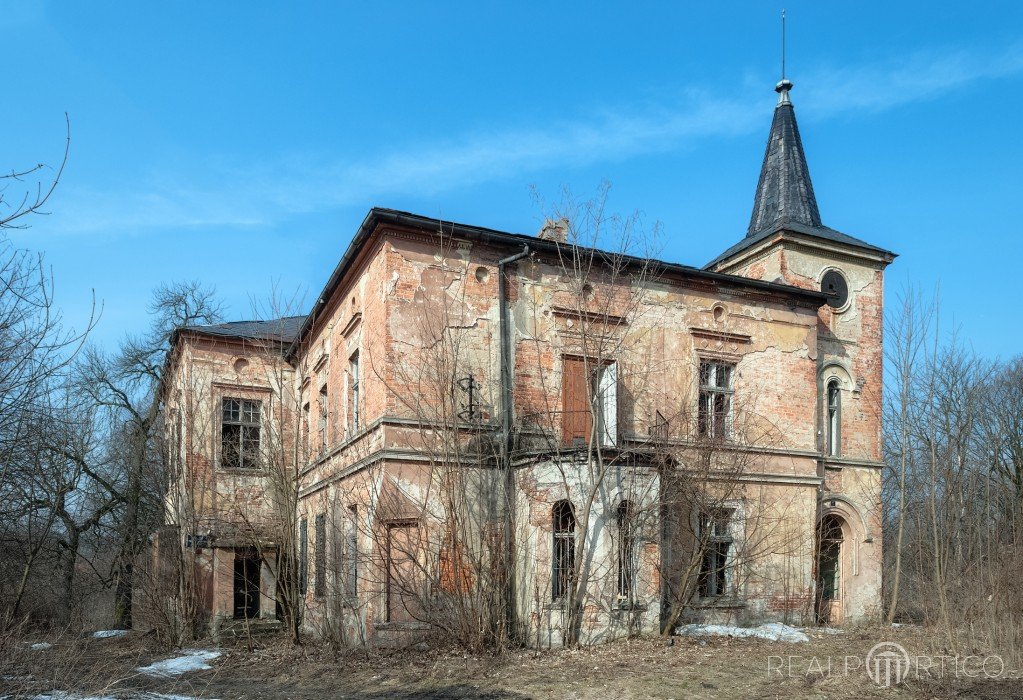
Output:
821 270 849 309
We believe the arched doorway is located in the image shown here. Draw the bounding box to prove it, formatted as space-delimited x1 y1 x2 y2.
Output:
815 515 845 624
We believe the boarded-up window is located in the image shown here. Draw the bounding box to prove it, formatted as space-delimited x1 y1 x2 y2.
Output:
562 357 617 446
385 522 422 623
562 357 591 445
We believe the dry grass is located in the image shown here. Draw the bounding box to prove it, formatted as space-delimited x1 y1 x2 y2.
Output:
2 625 1020 699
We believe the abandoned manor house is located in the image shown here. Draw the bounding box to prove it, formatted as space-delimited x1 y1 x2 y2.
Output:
157 78 896 645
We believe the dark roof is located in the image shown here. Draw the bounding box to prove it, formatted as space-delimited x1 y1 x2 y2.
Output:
748 83 821 234
287 208 829 358
182 315 307 344
706 82 896 270
706 219 896 270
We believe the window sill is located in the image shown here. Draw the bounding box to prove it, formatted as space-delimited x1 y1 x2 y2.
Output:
692 597 746 609
218 466 264 475
375 622 431 631
613 601 647 612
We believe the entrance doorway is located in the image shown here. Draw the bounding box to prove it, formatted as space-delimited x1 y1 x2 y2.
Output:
815 515 844 624
233 549 261 620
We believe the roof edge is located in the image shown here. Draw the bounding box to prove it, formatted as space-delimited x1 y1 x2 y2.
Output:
286 208 830 359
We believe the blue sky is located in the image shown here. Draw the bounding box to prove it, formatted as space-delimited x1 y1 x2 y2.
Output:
5 2 1023 357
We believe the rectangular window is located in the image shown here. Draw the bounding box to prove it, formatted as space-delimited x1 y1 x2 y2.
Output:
345 505 358 601
616 501 636 601
221 398 261 469
314 513 326 597
562 357 591 445
348 351 360 433
385 522 421 623
698 362 734 439
561 357 617 446
698 510 733 597
593 361 617 447
319 385 328 452
298 518 308 595
301 402 310 459
827 380 841 457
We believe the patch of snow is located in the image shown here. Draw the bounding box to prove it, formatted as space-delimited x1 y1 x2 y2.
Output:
30 694 214 700
30 642 53 650
677 622 810 643
136 649 221 677
91 630 128 639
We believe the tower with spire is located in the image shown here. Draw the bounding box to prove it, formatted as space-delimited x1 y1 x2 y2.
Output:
708 77 895 624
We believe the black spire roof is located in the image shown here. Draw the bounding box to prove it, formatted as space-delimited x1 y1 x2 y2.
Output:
747 80 821 234
705 81 895 269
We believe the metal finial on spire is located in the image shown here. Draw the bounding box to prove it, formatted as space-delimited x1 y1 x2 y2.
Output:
775 9 793 103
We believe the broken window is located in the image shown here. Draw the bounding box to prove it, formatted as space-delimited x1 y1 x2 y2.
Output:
552 500 576 601
348 351 360 433
616 500 636 602
698 510 733 598
698 361 733 439
827 379 841 457
298 517 308 595
221 398 261 469
314 513 326 598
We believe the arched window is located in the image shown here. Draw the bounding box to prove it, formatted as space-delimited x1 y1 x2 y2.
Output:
616 500 636 601
552 500 576 601
827 379 841 456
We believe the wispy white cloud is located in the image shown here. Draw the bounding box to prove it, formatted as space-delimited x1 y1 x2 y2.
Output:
53 40 1023 235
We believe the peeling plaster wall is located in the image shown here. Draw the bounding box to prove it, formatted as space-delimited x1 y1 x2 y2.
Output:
163 335 295 627
167 221 888 639
720 238 887 623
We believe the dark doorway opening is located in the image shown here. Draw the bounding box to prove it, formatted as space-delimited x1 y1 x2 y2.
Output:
233 549 260 620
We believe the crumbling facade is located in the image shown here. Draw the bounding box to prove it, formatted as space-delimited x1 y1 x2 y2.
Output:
160 80 895 644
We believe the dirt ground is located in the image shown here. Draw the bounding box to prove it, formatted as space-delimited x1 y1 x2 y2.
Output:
3 625 1022 699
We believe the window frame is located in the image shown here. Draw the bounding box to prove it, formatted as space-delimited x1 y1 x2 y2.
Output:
592 360 618 447
615 500 637 602
826 379 841 457
318 384 329 453
314 513 326 598
697 361 734 440
344 505 359 602
697 509 734 598
298 517 308 596
551 500 576 602
348 350 360 434
220 397 262 470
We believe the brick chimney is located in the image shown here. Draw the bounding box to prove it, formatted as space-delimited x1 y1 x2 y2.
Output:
538 217 570 243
